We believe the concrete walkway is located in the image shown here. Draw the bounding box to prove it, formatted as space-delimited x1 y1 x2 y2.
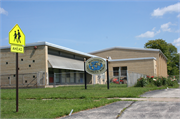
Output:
58 88 180 119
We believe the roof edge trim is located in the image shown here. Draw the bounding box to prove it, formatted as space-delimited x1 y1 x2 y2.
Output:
109 57 156 62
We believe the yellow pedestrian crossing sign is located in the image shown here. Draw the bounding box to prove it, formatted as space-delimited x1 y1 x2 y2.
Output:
9 24 25 46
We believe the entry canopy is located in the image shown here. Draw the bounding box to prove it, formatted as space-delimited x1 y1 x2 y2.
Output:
48 54 84 71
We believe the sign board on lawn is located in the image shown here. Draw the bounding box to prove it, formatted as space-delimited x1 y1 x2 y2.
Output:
85 57 106 75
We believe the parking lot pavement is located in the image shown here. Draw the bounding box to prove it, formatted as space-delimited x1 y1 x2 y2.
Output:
141 88 180 98
59 88 180 119
59 101 133 119
118 101 180 119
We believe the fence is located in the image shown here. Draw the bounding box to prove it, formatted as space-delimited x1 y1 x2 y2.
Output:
53 72 85 85
52 70 142 87
0 71 45 88
127 71 147 87
109 70 127 85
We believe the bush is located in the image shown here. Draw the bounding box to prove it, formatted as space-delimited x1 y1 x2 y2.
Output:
135 75 178 87
135 77 148 87
153 78 162 87
166 77 178 86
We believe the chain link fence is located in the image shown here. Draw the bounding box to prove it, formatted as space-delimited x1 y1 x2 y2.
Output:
0 71 45 88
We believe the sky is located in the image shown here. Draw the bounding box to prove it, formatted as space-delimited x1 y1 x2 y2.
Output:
0 0 180 53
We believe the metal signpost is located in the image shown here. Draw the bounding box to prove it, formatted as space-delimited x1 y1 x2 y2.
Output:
84 58 87 89
85 57 109 89
9 24 25 112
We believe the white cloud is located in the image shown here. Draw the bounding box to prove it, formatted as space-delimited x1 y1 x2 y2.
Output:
137 31 155 38
177 14 180 17
152 27 156 31
156 30 161 34
161 22 172 32
136 29 160 38
0 7 8 15
173 38 180 46
151 2 180 17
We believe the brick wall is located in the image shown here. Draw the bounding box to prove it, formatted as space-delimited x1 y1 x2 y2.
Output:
0 46 47 87
91 48 167 77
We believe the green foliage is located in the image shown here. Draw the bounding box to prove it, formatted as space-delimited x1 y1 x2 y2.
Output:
135 76 179 87
135 77 148 87
144 39 179 75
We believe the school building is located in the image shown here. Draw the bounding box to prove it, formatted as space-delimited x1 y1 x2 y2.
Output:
0 42 167 88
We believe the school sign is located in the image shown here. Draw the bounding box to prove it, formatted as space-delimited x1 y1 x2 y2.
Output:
9 24 25 53
85 57 107 75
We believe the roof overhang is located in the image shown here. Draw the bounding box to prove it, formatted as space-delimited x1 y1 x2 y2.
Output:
109 57 156 62
0 41 97 58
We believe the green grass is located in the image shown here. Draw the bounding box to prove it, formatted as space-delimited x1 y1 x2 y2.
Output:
1 98 121 118
1 84 174 100
1 84 178 118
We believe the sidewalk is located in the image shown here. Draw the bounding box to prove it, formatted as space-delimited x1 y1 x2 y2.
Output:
58 88 180 119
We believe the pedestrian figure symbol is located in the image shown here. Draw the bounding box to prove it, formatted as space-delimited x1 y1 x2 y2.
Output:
14 31 17 41
14 29 21 43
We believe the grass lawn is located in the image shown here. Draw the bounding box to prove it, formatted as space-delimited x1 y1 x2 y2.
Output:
1 84 178 118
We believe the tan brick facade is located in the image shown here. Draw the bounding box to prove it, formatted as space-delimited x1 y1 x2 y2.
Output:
109 59 156 78
0 46 47 87
90 48 167 77
0 45 47 75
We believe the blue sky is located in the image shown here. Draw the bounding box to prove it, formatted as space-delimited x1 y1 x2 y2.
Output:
1 0 180 53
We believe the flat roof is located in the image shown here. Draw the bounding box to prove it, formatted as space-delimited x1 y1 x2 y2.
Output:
89 46 168 61
0 42 97 58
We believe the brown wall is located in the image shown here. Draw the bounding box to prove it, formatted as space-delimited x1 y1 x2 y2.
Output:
91 49 159 59
0 46 47 87
108 59 156 79
91 49 167 77
158 53 168 77
0 46 47 74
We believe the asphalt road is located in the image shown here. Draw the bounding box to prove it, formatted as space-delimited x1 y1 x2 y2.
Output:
59 88 180 119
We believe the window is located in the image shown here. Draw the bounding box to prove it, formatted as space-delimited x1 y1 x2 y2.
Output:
113 67 127 76
48 49 60 55
75 55 84 61
113 67 119 76
121 67 127 76
21 59 23 61
33 60 35 63
29 65 31 67
61 52 74 58
25 80 27 83
6 62 8 64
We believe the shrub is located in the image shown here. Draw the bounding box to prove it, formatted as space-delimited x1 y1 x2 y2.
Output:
135 77 148 87
147 75 153 83
153 78 162 87
166 77 178 86
135 75 179 87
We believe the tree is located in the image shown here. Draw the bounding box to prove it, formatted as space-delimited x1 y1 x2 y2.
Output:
144 39 179 75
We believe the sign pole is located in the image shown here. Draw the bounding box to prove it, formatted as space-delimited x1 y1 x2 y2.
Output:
9 24 25 113
16 53 19 112
106 59 109 89
84 58 87 89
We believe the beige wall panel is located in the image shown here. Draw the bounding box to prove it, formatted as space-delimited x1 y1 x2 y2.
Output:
91 49 168 77
108 59 155 78
0 46 46 75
